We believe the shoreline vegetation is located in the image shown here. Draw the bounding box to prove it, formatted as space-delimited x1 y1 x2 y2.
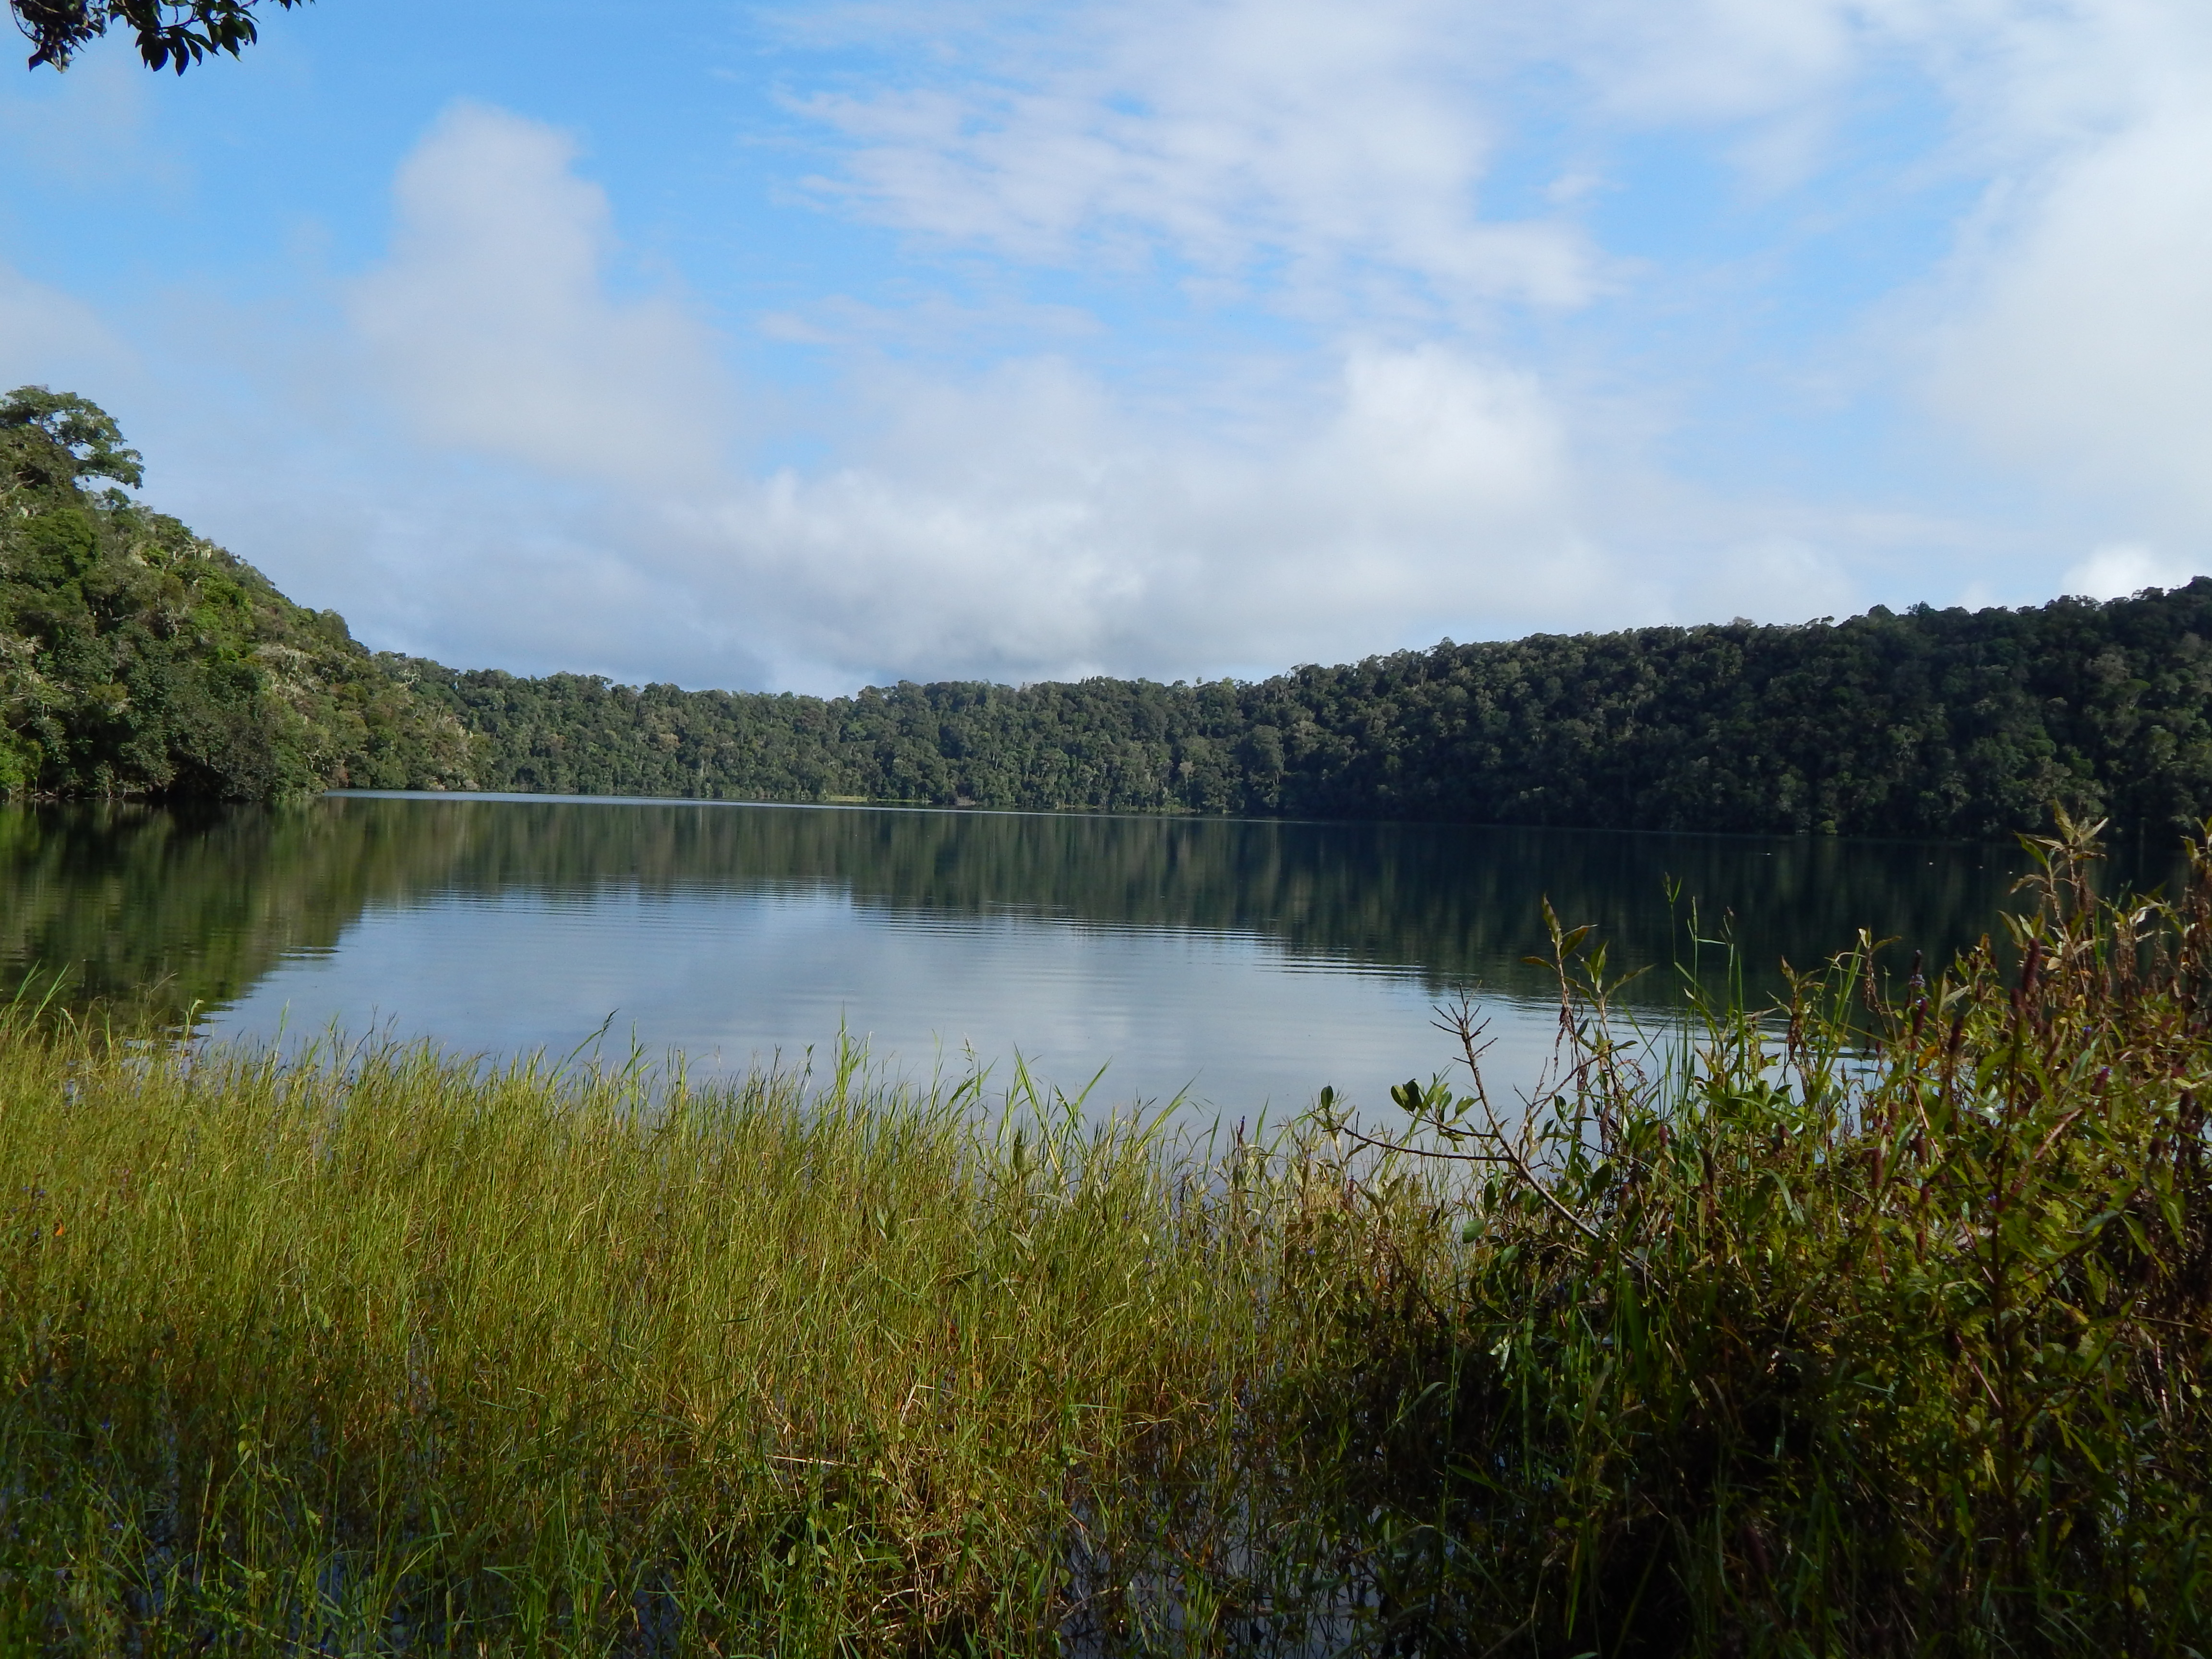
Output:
12 388 2212 837
6 817 2211 1653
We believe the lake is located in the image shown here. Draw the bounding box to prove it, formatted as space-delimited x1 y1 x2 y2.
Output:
0 791 2087 1117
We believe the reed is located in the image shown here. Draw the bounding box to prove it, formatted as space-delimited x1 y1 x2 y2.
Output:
3 814 2211 1654
0 1028 1358 1654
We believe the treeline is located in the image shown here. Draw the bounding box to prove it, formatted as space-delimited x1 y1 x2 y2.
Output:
408 583 2212 838
11 387 2212 838
0 389 474 800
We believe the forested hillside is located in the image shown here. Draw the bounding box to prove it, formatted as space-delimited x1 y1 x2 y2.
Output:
407 583 2212 839
8 385 2212 837
0 389 476 799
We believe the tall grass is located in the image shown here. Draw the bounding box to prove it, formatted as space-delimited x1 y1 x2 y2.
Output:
3 814 2211 1654
0 1031 1361 1654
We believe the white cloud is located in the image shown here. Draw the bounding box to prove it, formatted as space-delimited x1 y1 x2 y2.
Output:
45 1 2212 695
794 0 1600 314
299 98 1900 689
679 341 1615 686
178 338 1635 693
1926 87 2212 521
777 0 1965 303
769 0 2212 637
289 103 1643 687
349 102 733 488
2063 542 2201 600
1542 0 1866 126
1677 536 1860 624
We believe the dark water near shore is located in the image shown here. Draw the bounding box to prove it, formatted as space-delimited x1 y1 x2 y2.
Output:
0 792 2157 1115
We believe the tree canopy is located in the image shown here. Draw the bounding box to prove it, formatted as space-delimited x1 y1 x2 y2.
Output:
0 386 142 492
0 385 476 798
12 0 305 72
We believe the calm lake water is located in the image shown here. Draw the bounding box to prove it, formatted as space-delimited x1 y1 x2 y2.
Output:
0 791 2117 1117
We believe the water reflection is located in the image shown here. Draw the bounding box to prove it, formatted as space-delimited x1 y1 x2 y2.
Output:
0 792 2144 1112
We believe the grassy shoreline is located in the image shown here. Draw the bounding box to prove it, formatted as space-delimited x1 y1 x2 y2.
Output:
5 819 2212 1654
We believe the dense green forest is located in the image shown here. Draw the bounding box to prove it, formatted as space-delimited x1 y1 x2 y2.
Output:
10 386 2212 837
409 584 2212 839
0 388 474 799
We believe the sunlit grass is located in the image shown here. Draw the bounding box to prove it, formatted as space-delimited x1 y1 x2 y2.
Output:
0 1024 1381 1653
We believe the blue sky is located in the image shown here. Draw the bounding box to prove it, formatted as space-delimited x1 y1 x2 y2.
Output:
3 0 2209 693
